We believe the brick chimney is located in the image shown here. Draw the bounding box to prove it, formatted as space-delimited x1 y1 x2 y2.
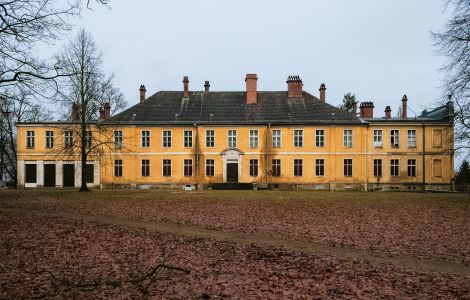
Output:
103 102 110 120
139 85 146 103
204 81 210 93
359 102 374 118
286 75 303 97
71 102 79 122
401 94 408 119
183 76 189 98
245 74 258 104
385 106 392 119
319 83 326 103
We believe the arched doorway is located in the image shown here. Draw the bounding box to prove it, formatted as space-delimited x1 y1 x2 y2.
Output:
221 148 243 183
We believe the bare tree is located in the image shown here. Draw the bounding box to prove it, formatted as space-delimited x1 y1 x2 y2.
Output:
432 0 470 153
54 29 126 191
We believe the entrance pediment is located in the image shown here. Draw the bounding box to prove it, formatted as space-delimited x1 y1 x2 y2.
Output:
220 148 244 159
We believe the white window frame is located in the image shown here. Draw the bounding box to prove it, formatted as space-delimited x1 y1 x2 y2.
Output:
344 159 353 177
391 129 400 148
64 130 73 149
45 131 54 148
26 130 35 148
114 130 123 149
184 159 193 177
407 159 416 177
293 159 303 177
315 129 325 147
390 159 399 177
141 159 150 177
162 130 172 148
272 129 282 148
228 129 237 148
249 129 259 148
373 129 382 147
293 129 303 147
408 129 416 148
184 130 193 148
141 130 150 148
344 129 353 148
205 159 215 176
162 159 172 177
206 130 215 147
315 158 325 176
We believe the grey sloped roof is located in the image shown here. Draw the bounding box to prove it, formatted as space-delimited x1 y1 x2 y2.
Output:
108 91 360 125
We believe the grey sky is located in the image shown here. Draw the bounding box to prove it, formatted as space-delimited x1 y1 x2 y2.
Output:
72 0 449 116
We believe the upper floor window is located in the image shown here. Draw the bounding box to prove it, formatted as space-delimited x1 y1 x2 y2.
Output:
45 131 54 148
272 130 281 148
141 159 150 177
390 159 399 176
391 130 400 148
249 130 259 148
114 130 123 149
344 159 353 177
228 130 237 148
315 130 325 147
141 130 150 148
114 159 122 177
85 131 92 149
316 159 325 176
26 131 35 148
294 130 303 147
408 130 416 148
184 130 193 148
294 159 303 176
407 159 416 177
163 130 172 148
272 159 281 177
373 130 382 147
206 159 215 176
206 130 215 147
184 159 193 176
344 130 353 148
64 131 73 149
249 159 258 177
373 159 382 177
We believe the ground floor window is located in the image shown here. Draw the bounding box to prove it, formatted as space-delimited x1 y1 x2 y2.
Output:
206 159 214 176
163 159 172 177
141 159 150 177
344 159 352 177
407 159 416 177
294 159 303 176
25 164 37 183
249 159 258 177
272 159 281 177
114 160 122 177
315 159 325 176
184 159 193 177
373 159 382 177
390 159 399 177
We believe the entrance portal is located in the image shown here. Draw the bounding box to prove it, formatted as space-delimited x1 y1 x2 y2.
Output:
63 164 75 187
44 164 56 187
226 163 239 183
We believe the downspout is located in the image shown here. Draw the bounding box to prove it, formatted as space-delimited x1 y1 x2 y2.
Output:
194 123 199 190
422 121 426 191
266 123 270 188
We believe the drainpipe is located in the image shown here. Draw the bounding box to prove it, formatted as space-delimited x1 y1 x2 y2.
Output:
194 123 199 190
422 122 426 192
266 123 270 188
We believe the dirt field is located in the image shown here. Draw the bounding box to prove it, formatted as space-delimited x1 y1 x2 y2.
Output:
1 190 469 299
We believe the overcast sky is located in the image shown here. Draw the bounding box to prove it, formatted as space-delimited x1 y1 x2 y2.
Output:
70 0 449 117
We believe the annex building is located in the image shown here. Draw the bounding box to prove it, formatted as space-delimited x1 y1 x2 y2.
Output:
16 74 454 190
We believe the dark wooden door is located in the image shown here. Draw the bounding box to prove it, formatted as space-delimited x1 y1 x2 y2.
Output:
43 164 56 187
25 164 37 183
226 163 238 183
63 164 75 187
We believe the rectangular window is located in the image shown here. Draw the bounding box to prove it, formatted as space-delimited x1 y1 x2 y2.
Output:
141 130 150 148
45 131 54 148
206 130 215 147
249 130 259 148
184 159 193 176
294 159 303 176
206 159 214 176
85 131 92 149
344 159 353 177
432 129 443 148
391 130 400 148
141 159 150 177
407 159 416 177
433 159 443 177
294 130 303 147
315 130 325 147
315 159 325 176
272 159 281 177
163 159 172 177
272 130 281 148
64 131 73 149
373 130 382 147
344 130 353 148
390 159 399 176
163 130 172 148
26 131 35 148
408 130 416 148
228 130 237 148
25 164 37 183
114 130 123 149
85 164 94 183
373 159 382 177
114 159 122 177
249 159 258 177
184 130 193 148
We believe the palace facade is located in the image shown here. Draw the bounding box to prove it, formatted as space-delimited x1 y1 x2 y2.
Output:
16 74 454 190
